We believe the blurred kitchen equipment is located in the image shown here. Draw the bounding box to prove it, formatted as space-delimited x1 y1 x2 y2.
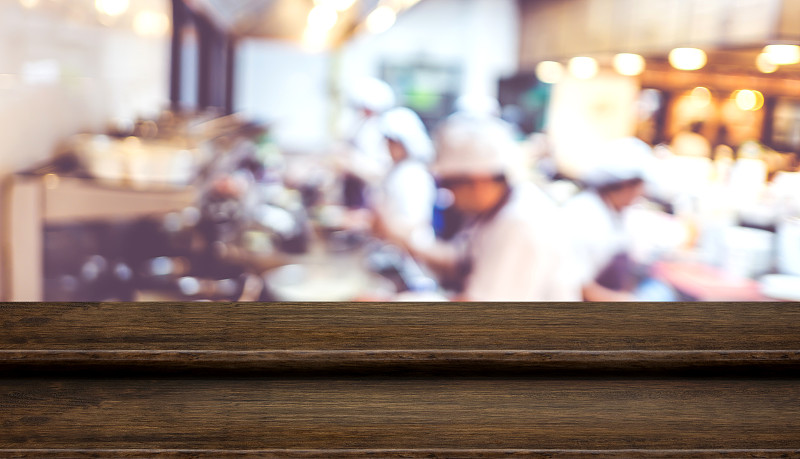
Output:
263 262 376 301
646 156 712 204
365 243 438 294
776 217 800 276
759 274 800 301
728 158 767 203
721 226 775 279
71 135 205 188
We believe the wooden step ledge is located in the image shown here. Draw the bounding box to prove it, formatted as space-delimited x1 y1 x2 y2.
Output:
4 302 800 352
2 449 800 458
3 378 800 450
2 350 800 373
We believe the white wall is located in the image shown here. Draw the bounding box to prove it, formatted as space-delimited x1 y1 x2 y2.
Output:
234 0 520 150
341 0 519 99
235 39 332 153
0 2 170 174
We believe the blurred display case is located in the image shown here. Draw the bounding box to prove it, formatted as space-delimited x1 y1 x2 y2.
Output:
5 174 196 301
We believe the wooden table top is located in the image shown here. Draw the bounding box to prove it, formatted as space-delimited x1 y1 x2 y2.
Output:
2 301 799 456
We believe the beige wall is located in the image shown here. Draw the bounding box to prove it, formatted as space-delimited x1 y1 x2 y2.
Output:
0 0 170 299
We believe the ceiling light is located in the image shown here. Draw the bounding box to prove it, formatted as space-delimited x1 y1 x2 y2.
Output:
95 0 129 17
397 0 422 8
668 48 707 71
756 52 779 73
365 6 396 34
535 61 564 84
308 5 338 30
19 0 39 9
734 90 764 111
690 86 711 108
335 0 357 10
763 44 800 65
612 53 645 76
302 27 329 52
568 57 598 79
133 11 170 37
314 0 356 12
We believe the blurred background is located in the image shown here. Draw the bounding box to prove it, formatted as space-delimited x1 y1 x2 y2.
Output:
2 0 800 302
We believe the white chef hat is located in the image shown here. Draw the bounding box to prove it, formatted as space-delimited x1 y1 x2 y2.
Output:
348 77 396 114
453 94 501 118
581 137 654 189
431 115 519 179
380 107 434 163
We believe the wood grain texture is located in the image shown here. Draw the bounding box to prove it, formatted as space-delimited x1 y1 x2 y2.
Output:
2 450 800 458
2 301 800 455
2 378 800 450
3 350 800 374
3 302 800 351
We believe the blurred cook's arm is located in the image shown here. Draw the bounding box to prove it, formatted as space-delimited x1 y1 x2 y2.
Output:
582 281 636 302
570 247 637 302
405 232 462 281
370 204 462 288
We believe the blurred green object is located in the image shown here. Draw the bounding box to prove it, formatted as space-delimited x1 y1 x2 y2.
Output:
405 90 441 112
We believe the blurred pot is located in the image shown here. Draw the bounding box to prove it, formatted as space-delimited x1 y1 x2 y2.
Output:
73 135 201 187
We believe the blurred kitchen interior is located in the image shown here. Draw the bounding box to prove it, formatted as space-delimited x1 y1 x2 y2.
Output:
2 0 800 302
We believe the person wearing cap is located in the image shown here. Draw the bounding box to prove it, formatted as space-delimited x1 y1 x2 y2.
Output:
397 115 581 301
371 107 437 245
339 77 397 208
561 137 653 301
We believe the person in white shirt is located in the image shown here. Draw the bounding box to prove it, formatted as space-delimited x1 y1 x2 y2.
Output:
371 107 437 246
398 115 581 301
561 137 653 301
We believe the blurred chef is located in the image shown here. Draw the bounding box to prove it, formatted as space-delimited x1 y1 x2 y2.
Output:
453 93 501 118
372 107 437 246
670 121 711 158
340 77 396 208
400 115 581 301
561 137 653 301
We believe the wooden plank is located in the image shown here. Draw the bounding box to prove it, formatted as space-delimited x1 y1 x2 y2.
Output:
2 449 799 458
2 378 799 450
2 302 799 352
2 350 800 374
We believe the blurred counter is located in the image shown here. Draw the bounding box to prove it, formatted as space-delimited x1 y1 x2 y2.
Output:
652 260 771 302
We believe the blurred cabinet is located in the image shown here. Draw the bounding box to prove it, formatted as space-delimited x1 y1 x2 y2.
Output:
5 175 195 301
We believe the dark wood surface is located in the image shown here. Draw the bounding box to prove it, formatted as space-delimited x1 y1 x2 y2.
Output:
3 450 800 458
2 302 800 456
3 378 800 450
3 302 799 350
